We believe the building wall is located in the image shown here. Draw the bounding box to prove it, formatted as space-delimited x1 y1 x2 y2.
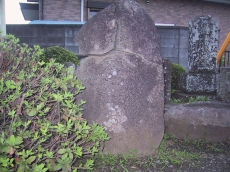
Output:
138 0 230 50
6 24 189 69
43 0 230 50
43 0 82 21
0 0 6 36
6 24 82 55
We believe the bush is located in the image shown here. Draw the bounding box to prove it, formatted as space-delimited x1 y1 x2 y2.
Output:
40 46 80 65
171 63 186 90
0 35 109 171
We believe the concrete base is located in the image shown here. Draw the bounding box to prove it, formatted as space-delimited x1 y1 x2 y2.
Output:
180 73 217 93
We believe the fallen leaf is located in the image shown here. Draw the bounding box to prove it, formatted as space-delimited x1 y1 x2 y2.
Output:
9 147 14 155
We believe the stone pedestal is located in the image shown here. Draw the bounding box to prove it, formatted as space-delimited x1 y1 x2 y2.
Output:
217 67 230 102
181 15 219 93
165 102 230 142
180 73 217 93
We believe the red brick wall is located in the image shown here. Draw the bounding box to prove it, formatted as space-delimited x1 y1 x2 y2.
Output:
43 0 230 50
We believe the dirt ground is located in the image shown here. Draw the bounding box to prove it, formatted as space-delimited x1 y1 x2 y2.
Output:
93 135 230 172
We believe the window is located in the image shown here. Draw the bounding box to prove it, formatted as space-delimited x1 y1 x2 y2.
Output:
88 8 101 19
87 1 111 20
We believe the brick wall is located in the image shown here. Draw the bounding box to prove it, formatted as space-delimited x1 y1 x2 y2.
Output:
43 0 230 50
43 0 82 21
137 0 230 50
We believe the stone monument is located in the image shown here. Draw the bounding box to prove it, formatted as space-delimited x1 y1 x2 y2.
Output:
180 15 219 93
75 0 164 156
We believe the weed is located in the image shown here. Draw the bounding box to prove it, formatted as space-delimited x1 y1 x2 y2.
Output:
93 134 228 171
171 89 176 94
171 98 183 103
188 97 196 102
189 96 209 102
206 143 222 153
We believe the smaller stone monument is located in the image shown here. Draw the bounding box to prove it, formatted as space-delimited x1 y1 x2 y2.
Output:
180 15 219 93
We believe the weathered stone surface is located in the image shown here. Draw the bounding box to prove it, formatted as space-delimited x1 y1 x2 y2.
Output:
217 67 230 102
188 15 218 73
180 73 217 93
164 102 230 142
75 0 164 155
163 58 172 103
181 15 218 93
75 4 117 55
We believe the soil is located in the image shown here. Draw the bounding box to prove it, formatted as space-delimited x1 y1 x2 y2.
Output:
94 135 230 172
93 100 230 172
146 140 230 172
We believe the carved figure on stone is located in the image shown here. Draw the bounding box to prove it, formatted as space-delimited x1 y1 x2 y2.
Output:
75 0 164 156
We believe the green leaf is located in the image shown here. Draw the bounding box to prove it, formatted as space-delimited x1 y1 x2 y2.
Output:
17 164 26 172
75 147 82 157
58 149 66 154
22 131 31 138
28 109 37 117
43 107 50 113
62 153 68 160
2 146 11 153
44 150 54 158
54 164 62 171
5 80 17 89
8 110 16 117
26 156 36 164
6 135 15 146
52 93 63 102
85 159 94 169
37 102 45 111
80 100 87 105
15 136 23 145
5 135 23 147
69 152 73 161
34 163 45 170
38 61 45 66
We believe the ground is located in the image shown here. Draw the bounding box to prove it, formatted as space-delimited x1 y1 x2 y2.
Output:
92 134 230 172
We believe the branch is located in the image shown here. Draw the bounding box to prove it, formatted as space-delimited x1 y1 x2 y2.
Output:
17 94 25 115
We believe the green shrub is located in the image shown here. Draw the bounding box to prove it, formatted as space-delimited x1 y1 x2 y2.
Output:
0 35 109 172
40 46 80 65
171 63 186 90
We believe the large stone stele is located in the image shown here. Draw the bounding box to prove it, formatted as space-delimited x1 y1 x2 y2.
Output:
75 0 164 155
